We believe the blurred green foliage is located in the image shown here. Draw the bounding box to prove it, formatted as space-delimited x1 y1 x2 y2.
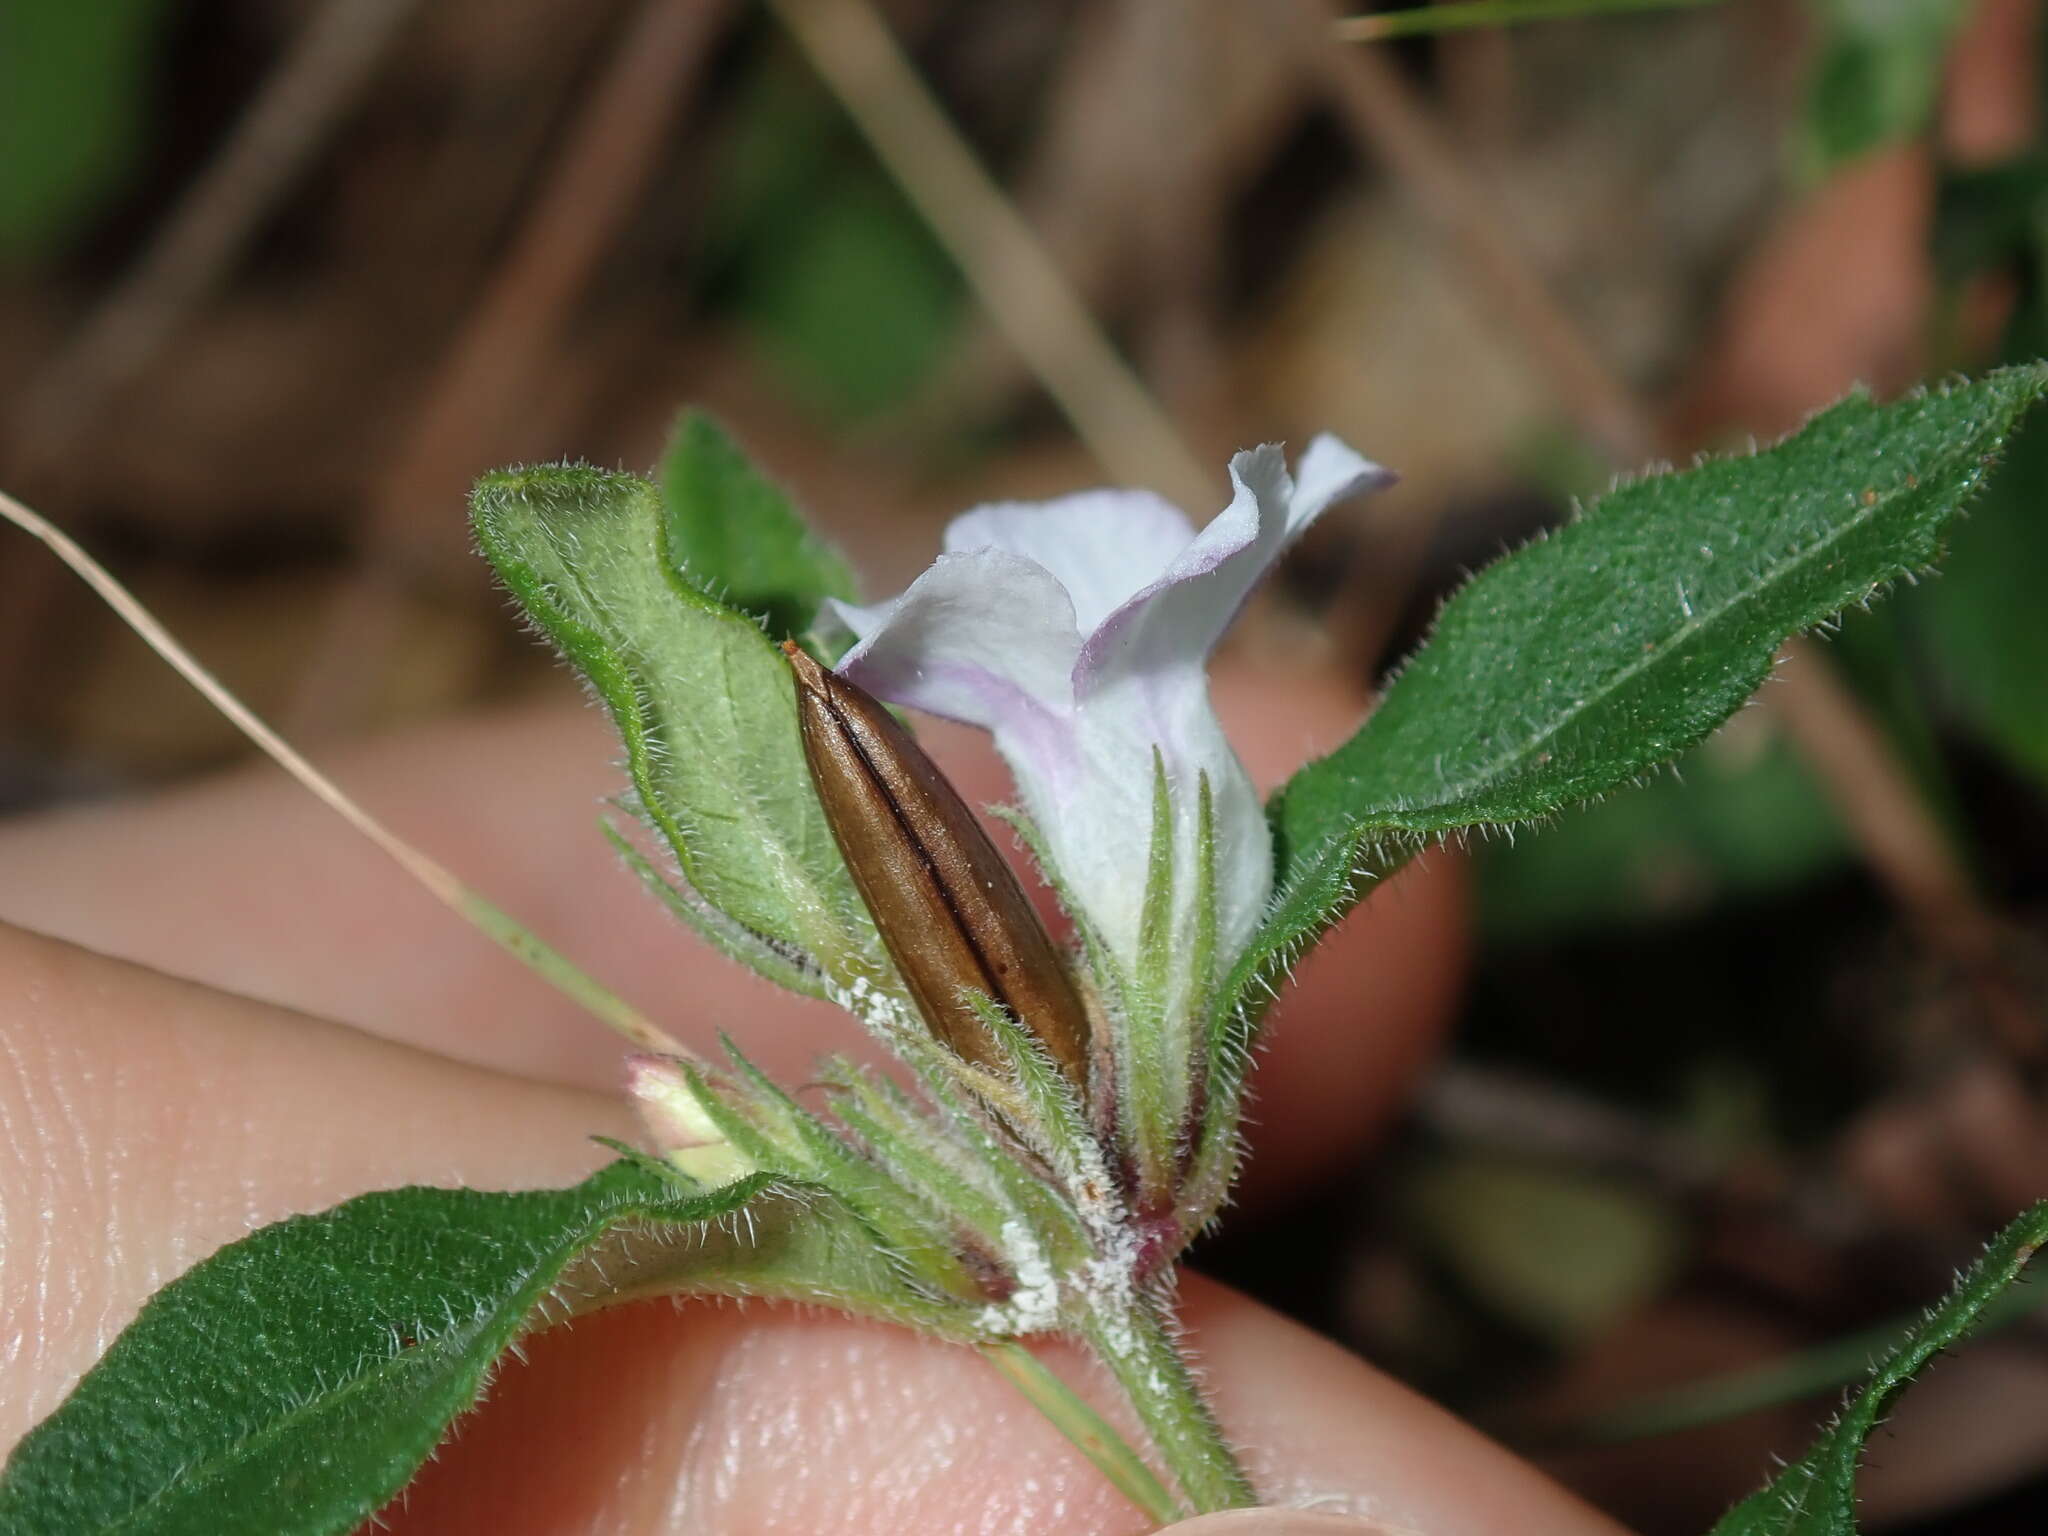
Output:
0 1 172 263
1799 0 1968 177
1922 158 2048 788
1479 727 1847 939
698 56 962 421
1407 1154 1685 1346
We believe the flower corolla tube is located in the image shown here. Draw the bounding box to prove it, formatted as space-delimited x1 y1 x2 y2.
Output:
828 436 1390 1013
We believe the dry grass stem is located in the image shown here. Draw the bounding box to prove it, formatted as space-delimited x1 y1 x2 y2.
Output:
0 485 684 1057
1286 0 1656 464
15 0 425 462
287 0 737 733
767 0 1214 513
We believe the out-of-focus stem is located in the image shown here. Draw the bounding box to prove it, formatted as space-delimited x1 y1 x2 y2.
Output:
1291 0 2029 1054
1285 0 1655 465
1334 0 1715 43
289 0 733 733
1769 640 2038 1058
16 0 422 459
980 1340 1186 1524
765 0 1214 514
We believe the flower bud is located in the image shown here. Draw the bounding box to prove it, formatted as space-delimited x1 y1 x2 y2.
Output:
626 1053 754 1187
785 641 1093 1090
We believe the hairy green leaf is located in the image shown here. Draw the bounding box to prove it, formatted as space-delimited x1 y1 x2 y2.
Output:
1227 366 2048 1032
659 410 859 640
0 1163 914 1536
1800 0 1967 176
473 463 889 989
1708 1200 2048 1534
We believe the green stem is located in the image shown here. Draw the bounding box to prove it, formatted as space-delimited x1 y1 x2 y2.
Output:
1082 1289 1257 1513
980 1342 1186 1524
1334 0 1715 43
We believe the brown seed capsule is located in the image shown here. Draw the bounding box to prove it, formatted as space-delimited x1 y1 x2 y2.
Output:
785 641 1093 1090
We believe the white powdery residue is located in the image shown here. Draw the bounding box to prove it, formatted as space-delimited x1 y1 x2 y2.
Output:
827 977 920 1045
1061 1134 1135 1269
977 1219 1061 1335
1084 1301 1138 1362
1072 1218 1146 1358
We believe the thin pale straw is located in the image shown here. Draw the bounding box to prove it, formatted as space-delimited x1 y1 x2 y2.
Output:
0 485 686 1057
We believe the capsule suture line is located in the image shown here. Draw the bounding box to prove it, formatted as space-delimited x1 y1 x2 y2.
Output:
784 640 1094 1091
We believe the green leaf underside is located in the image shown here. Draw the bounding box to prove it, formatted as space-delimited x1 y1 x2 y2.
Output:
658 410 859 640
1228 366 2048 1031
1708 1201 2048 1535
0 1163 916 1536
472 464 885 985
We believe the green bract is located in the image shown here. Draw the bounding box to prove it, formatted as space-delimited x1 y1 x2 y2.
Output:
1708 1201 2048 1535
658 409 858 642
472 449 891 1000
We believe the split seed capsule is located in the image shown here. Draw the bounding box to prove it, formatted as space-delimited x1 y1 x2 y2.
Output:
785 641 1093 1091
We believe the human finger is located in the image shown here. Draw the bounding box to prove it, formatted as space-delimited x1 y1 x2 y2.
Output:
380 1271 1620 1535
0 924 1610 1536
0 662 1464 1192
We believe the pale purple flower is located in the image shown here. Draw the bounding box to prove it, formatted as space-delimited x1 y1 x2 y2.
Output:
828 437 1390 1007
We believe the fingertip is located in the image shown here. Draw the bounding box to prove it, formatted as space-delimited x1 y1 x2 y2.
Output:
1161 1512 1411 1535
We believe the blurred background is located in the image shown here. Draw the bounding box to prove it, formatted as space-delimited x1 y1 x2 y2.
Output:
5 0 2048 1529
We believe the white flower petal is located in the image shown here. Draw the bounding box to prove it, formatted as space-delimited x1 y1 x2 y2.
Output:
1290 432 1394 532
1075 436 1389 697
818 594 890 650
835 549 1087 793
945 489 1195 634
833 434 1390 998
1064 664 1269 971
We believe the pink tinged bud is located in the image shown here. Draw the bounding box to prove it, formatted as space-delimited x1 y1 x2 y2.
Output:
626 1053 753 1187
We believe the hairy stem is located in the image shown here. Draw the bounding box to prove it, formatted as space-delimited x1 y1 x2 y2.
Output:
1082 1287 1257 1513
